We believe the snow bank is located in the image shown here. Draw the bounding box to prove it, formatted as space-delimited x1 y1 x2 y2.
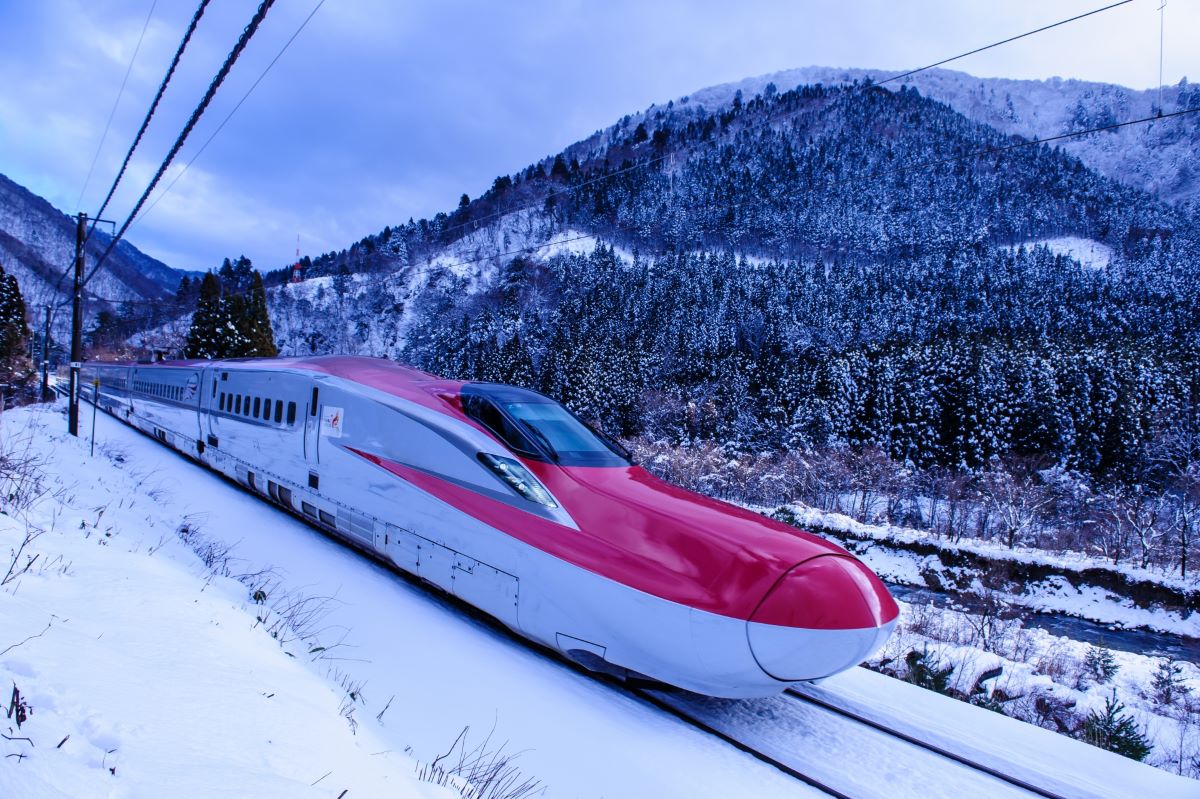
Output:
0 409 450 799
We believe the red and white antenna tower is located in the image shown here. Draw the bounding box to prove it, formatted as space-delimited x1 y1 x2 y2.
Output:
291 233 303 283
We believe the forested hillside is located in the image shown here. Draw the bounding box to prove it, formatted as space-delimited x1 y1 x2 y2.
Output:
367 81 1198 480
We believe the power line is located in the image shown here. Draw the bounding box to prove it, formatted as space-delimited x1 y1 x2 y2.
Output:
73 0 1130 308
130 0 328 232
1158 1 1167 115
74 0 158 214
77 0 280 299
85 103 1200 313
429 0 1136 249
87 0 213 245
874 0 1134 87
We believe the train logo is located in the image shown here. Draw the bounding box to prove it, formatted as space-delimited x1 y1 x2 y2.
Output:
321 406 343 438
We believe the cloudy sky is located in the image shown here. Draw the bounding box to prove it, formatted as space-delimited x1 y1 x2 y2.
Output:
1 0 1195 274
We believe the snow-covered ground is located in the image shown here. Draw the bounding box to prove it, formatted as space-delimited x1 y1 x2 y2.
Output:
3 401 1196 796
0 404 816 798
1016 237 1113 270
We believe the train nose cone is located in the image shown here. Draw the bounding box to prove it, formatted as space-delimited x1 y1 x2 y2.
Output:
747 555 899 682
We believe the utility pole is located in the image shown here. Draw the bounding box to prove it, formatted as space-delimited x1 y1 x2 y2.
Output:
41 304 51 401
68 212 85 436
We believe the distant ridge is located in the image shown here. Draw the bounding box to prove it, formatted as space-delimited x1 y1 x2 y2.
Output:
661 66 1200 203
0 172 197 338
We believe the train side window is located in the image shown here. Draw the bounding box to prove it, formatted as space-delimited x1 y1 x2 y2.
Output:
244 395 251 415
219 393 225 411
287 401 297 425
274 400 282 423
267 480 279 501
301 502 317 518
318 509 335 527
235 395 242 415
310 387 319 416
212 380 217 398
253 397 261 417
261 397 270 420
247 471 256 491
278 486 293 507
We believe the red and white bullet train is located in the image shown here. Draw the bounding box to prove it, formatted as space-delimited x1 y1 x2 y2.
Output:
81 355 898 698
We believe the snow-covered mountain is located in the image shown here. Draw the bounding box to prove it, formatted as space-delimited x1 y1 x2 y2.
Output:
245 64 1199 482
0 172 196 339
669 66 1200 204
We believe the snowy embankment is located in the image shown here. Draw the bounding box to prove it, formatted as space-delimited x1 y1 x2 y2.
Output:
777 503 1200 639
0 412 457 798
772 506 1200 779
0 404 813 799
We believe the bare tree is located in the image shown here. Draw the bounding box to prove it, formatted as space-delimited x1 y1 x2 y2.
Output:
976 460 1052 549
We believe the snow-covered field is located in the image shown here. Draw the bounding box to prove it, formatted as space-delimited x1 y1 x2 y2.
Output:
0 404 816 798
3 401 1197 796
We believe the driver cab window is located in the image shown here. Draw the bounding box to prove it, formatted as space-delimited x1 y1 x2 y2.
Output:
461 394 539 456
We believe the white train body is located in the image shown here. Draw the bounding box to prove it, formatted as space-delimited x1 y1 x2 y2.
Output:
82 356 897 698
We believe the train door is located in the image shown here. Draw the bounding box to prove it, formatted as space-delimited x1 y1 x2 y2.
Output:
304 383 320 467
202 367 220 451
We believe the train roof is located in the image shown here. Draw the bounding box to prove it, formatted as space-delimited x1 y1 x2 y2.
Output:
122 355 465 411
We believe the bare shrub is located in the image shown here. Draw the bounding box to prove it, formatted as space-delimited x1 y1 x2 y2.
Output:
1006 686 1079 733
2 524 43 586
414 724 544 799
175 519 235 577
1033 641 1081 683
0 431 45 513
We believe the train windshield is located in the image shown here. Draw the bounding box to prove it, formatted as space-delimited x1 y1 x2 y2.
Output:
461 384 630 467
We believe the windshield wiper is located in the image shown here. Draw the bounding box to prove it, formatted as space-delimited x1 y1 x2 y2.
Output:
516 418 559 462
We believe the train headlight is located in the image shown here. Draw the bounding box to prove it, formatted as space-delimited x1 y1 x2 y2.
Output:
478 453 558 508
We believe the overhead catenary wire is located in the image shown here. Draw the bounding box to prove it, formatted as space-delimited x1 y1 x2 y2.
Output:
56 1 158 300
129 0 328 233
83 103 1200 312
74 0 158 215
74 0 279 303
70 0 1133 307
86 0 213 246
874 0 1134 88
417 0 1139 249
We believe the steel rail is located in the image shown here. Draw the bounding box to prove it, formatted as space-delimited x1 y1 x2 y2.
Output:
785 687 1075 799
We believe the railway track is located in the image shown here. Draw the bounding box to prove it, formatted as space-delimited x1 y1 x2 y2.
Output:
635 685 1084 799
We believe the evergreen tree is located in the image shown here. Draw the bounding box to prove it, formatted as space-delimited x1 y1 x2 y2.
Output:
1080 691 1152 761
241 271 278 357
185 272 230 358
185 262 276 359
0 265 30 374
